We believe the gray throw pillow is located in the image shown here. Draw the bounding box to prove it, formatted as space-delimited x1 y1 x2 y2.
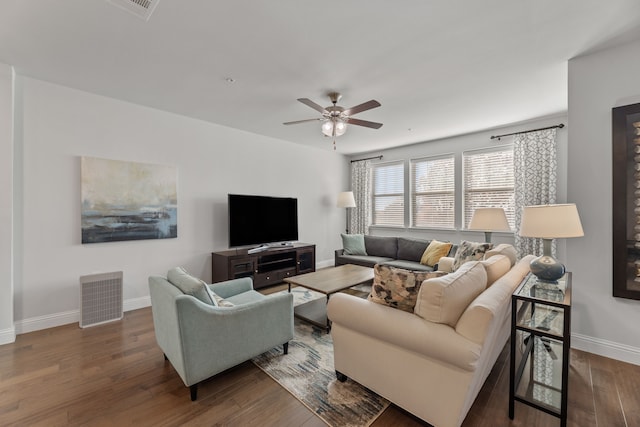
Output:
341 233 367 255
167 267 214 305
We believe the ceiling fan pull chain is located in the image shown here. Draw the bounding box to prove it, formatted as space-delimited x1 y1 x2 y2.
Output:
333 139 336 150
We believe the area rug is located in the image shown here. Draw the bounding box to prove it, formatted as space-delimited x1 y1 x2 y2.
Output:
252 287 389 427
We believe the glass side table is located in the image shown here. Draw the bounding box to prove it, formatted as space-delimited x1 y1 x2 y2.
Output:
509 272 571 427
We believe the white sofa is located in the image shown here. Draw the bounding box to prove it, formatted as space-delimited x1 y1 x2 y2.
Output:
327 252 534 427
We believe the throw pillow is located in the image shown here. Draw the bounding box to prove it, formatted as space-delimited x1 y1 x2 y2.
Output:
205 286 235 307
341 233 367 255
420 240 453 267
452 240 494 271
414 261 487 327
166 267 214 305
368 264 446 313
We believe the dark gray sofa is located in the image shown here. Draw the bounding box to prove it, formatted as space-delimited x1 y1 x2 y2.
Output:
334 235 457 272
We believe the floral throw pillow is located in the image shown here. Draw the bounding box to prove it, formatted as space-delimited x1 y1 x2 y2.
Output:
452 240 494 271
368 264 446 312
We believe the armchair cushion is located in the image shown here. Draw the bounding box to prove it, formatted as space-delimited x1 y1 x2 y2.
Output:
167 267 213 305
369 264 446 312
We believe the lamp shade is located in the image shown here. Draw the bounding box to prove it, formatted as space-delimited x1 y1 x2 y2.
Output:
468 208 510 231
519 204 584 238
337 191 356 208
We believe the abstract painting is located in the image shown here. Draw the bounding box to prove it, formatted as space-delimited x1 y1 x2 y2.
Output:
81 157 177 244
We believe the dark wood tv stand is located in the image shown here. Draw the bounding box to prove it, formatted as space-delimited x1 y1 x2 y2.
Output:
212 243 315 289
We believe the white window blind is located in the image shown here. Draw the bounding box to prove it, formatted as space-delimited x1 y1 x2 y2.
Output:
411 155 455 228
372 161 404 226
463 146 515 229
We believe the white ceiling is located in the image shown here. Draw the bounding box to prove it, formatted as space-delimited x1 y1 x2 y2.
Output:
2 1 640 155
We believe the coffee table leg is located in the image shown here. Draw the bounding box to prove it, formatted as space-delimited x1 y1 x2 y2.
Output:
326 294 331 332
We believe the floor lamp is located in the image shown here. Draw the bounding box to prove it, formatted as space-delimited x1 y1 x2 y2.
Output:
337 191 356 234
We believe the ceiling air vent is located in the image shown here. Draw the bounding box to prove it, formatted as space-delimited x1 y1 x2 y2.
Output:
106 0 160 21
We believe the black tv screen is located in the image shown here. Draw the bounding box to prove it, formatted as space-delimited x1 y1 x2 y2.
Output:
228 194 299 247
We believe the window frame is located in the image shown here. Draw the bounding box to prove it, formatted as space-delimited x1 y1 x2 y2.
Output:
410 153 456 230
462 144 515 230
371 160 405 227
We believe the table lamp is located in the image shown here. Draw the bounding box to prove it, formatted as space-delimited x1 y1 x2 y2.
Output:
468 207 511 243
337 191 356 233
519 204 584 282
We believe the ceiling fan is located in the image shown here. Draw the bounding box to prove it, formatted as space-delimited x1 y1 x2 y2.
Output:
283 92 383 149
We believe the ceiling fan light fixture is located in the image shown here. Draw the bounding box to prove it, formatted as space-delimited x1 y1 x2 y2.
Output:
321 120 334 136
321 118 347 137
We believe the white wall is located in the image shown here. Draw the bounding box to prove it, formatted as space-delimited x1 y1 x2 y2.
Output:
0 63 15 344
568 39 640 365
349 114 569 257
10 76 348 334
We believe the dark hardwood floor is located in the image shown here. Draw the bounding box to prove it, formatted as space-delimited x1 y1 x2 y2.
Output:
1 304 639 426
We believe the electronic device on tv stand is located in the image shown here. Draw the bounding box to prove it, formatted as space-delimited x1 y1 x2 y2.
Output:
228 194 299 248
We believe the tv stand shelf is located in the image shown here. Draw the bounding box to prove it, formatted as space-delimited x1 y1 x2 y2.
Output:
212 243 315 289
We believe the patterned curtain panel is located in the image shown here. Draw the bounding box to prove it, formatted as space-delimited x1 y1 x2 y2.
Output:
513 129 558 258
350 160 372 235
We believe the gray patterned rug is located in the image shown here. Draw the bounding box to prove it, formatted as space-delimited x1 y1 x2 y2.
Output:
252 287 388 427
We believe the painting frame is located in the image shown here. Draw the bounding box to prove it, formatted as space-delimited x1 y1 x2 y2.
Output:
612 102 640 300
81 156 178 244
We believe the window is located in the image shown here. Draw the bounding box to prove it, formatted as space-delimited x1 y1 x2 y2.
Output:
372 161 404 226
463 146 515 229
411 155 455 228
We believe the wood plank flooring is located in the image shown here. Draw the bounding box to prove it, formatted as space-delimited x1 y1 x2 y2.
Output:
1 306 639 426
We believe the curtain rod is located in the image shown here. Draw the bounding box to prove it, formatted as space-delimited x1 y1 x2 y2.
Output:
351 155 383 163
490 123 564 140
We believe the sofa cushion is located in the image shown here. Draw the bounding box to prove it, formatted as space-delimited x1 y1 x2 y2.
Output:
485 243 517 266
397 237 431 262
420 240 453 267
382 260 434 271
414 261 487 327
452 240 494 271
167 267 214 305
480 254 512 287
369 264 446 312
456 255 534 344
364 235 398 258
337 254 394 268
341 233 367 255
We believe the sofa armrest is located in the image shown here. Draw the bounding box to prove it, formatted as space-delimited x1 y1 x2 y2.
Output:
335 249 345 266
208 277 253 298
327 293 481 371
437 256 455 273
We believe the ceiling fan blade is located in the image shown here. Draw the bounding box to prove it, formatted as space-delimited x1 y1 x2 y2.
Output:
283 118 322 125
297 98 327 114
342 100 381 116
346 118 383 129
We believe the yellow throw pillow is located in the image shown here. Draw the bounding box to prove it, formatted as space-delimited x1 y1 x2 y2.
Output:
420 240 453 267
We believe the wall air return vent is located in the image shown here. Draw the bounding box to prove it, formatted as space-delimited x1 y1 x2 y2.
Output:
79 271 123 328
106 0 160 21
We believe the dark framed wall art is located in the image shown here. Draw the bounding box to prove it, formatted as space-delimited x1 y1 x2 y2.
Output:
612 102 640 300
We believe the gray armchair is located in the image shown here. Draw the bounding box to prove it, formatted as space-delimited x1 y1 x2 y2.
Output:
149 273 294 400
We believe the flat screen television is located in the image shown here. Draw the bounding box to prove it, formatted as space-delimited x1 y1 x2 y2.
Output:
228 194 298 247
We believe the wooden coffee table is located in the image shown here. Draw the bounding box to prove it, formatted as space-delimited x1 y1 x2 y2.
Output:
284 264 374 332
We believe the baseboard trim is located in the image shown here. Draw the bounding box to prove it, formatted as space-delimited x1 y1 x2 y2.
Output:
572 333 640 366
0 326 16 345
14 296 152 335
